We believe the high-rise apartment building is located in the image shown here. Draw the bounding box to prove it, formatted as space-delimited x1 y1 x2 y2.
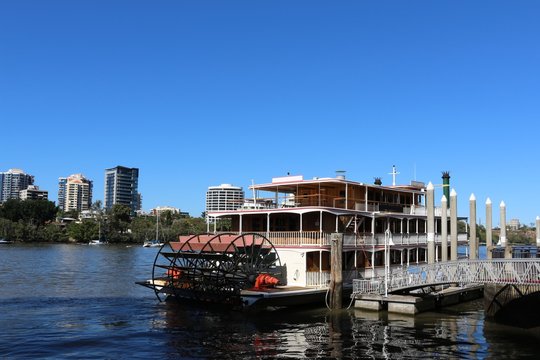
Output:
0 168 35 203
104 166 140 215
205 184 244 214
58 174 93 212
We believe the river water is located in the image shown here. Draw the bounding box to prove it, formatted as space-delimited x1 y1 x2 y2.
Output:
0 244 538 359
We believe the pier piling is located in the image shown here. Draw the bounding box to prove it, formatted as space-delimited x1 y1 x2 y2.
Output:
427 182 435 264
330 233 343 309
441 195 448 262
486 198 493 259
469 194 477 259
499 201 507 247
450 189 458 261
536 216 540 247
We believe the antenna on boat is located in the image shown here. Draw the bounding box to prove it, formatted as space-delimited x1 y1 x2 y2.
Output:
389 165 400 186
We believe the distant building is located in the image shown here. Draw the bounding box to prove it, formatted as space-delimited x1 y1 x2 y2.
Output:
19 185 48 201
104 166 140 215
149 206 190 218
206 184 244 219
0 168 35 202
151 206 180 215
58 174 93 212
79 210 101 220
509 218 520 231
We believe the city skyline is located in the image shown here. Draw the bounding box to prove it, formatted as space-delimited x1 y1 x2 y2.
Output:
2 1 540 224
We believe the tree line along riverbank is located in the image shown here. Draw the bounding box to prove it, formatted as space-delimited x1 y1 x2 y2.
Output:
0 199 206 244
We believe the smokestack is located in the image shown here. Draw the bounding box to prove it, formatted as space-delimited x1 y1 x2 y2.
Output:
442 171 451 204
336 170 346 180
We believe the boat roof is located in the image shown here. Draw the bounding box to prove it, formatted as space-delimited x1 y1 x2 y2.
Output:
250 175 425 194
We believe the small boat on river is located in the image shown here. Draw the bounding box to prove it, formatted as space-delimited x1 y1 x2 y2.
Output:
88 239 108 245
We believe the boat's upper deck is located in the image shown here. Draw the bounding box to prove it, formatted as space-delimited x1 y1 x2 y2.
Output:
242 174 426 214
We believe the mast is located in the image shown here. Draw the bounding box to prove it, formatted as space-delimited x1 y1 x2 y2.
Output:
389 165 399 186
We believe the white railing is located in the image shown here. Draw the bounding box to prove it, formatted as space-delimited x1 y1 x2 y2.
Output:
306 271 331 287
306 270 359 287
229 231 468 247
250 231 332 246
353 259 540 295
361 233 468 246
403 206 449 216
354 203 380 212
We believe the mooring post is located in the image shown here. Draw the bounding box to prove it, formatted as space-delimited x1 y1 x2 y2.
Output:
499 201 507 246
486 198 493 259
536 216 540 247
441 195 448 262
499 201 511 259
330 232 343 309
450 189 458 261
427 182 435 264
469 194 477 259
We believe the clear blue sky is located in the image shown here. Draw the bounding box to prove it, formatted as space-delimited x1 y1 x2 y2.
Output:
1 1 539 225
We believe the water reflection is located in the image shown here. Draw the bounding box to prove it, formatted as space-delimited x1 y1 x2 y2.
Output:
157 298 540 359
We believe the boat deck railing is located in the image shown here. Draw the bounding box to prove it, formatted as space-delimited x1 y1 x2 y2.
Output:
306 270 359 287
226 231 467 248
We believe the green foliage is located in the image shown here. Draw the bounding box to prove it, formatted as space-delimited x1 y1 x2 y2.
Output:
67 220 99 243
0 200 59 242
108 204 131 234
508 230 533 245
129 213 207 243
130 216 155 242
0 199 57 226
457 220 467 233
42 224 69 242
0 218 11 238
176 217 207 236
476 224 486 243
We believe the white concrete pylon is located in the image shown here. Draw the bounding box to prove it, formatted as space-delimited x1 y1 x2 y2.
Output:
469 193 477 259
536 216 540 247
486 198 493 259
450 188 458 261
499 201 507 247
426 182 435 264
441 195 448 262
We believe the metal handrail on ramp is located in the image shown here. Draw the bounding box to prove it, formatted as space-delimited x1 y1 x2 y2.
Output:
353 259 540 295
